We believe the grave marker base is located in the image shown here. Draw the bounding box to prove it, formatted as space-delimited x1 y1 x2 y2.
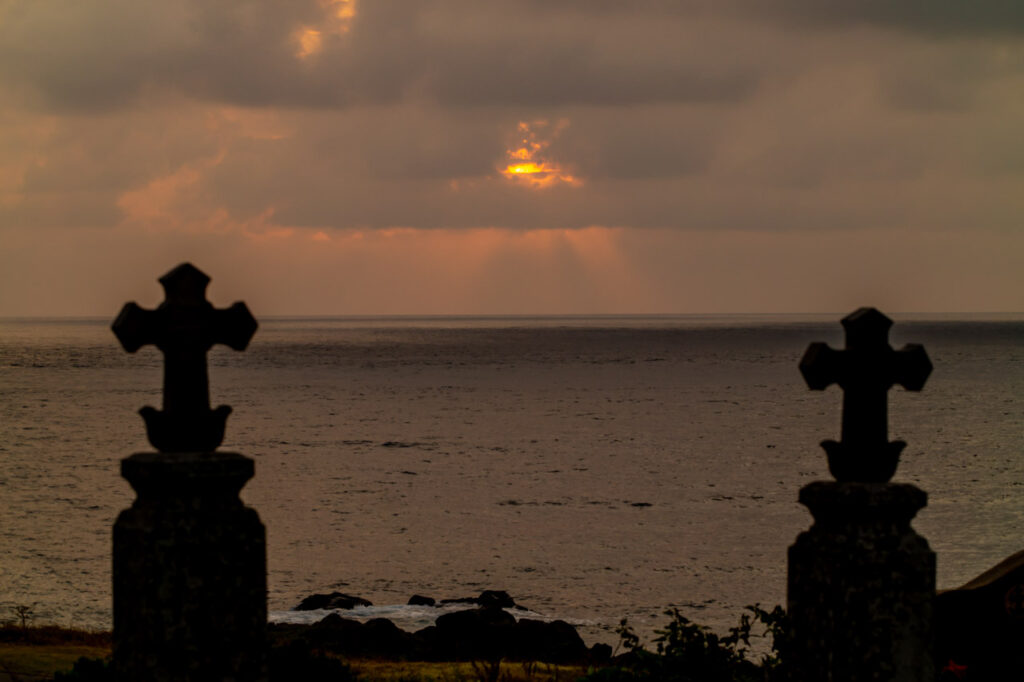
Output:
113 452 268 682
787 481 935 682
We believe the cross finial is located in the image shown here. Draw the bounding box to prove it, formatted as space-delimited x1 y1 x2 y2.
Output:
799 308 931 482
112 263 258 452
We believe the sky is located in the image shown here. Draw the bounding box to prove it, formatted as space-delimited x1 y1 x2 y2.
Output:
1 0 1022 316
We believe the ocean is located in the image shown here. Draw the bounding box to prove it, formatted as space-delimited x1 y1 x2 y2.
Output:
0 314 1021 645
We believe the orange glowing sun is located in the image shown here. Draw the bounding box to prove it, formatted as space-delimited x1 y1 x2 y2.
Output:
500 120 581 188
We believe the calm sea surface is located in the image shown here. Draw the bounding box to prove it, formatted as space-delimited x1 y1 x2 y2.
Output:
0 314 1021 645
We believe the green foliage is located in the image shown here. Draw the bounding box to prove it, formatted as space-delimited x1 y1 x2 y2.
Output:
579 604 787 682
729 604 786 675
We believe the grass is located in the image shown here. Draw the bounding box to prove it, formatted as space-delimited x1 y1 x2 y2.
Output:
0 625 111 680
348 660 587 681
0 625 589 681
0 643 110 680
0 624 111 648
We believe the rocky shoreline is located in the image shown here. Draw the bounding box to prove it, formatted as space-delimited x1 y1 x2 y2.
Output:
274 590 612 664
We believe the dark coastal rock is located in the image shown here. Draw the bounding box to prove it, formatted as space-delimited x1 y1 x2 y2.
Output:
439 589 517 610
364 618 417 658
294 592 373 611
507 618 589 664
305 613 416 658
935 548 1024 679
268 591 594 664
479 589 516 609
408 594 436 606
430 607 588 662
435 606 517 631
589 642 613 663
310 613 362 638
434 606 517 660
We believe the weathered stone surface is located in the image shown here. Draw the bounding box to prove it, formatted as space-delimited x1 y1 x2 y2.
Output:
787 481 935 682
113 452 267 681
294 592 373 611
935 548 1024 679
407 594 436 606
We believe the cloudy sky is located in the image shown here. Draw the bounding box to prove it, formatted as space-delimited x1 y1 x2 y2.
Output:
1 0 1022 316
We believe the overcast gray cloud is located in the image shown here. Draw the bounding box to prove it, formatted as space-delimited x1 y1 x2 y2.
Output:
0 0 1021 314
4 2 1024 114
757 0 1024 36
0 0 768 111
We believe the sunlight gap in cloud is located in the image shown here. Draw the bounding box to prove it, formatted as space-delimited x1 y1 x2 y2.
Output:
500 120 582 188
295 0 357 59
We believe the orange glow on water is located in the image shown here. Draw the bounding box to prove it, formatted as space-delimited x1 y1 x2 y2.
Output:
500 120 581 188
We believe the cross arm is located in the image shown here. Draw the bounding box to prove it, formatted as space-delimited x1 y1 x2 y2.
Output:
112 302 160 353
892 343 932 392
213 302 259 351
799 342 840 390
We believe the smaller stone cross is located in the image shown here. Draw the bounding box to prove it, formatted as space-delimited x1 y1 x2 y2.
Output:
112 263 257 452
799 307 931 482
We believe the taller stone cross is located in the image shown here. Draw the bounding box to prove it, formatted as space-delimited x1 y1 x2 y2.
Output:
111 263 267 682
788 308 935 682
112 262 258 453
799 307 932 482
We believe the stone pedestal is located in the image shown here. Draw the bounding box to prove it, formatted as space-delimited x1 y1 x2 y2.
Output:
787 482 934 682
113 452 268 682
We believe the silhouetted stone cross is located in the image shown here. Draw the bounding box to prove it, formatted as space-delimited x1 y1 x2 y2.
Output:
800 308 931 482
112 263 257 452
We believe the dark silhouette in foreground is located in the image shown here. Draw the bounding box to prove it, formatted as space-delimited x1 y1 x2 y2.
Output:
112 262 257 453
789 308 934 682
799 307 931 482
935 549 1024 680
282 589 600 664
111 263 268 682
